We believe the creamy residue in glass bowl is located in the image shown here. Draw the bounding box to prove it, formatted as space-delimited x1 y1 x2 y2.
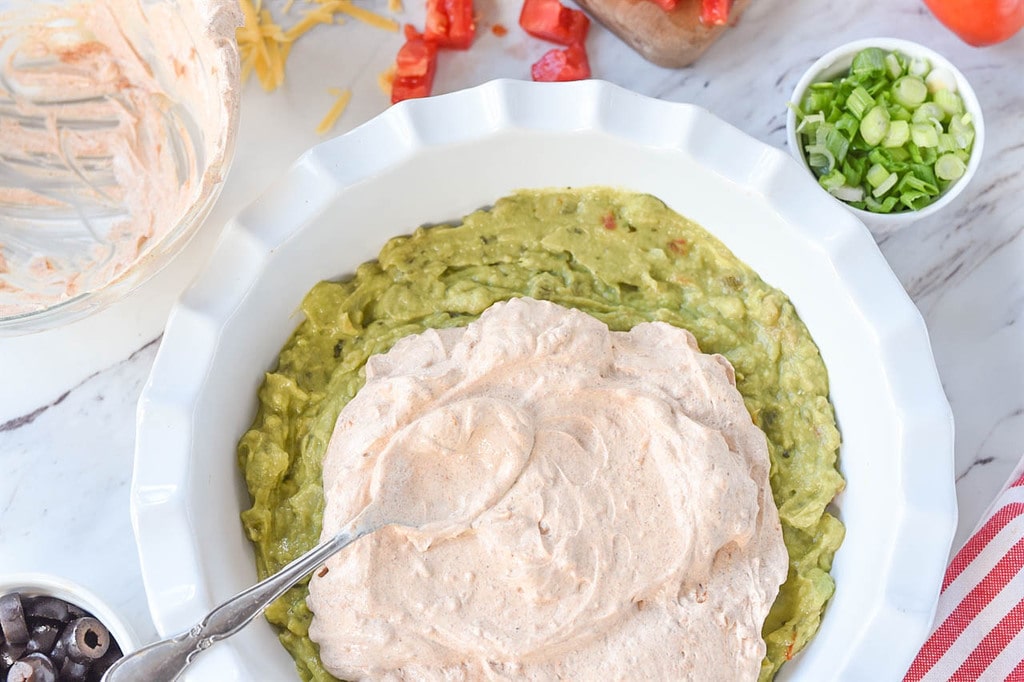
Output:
0 0 240 320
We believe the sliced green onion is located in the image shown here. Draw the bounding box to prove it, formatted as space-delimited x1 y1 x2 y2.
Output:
842 156 866 186
860 105 890 146
934 89 964 117
925 68 957 93
835 112 859 137
882 120 910 148
866 163 890 188
872 171 899 197
824 126 850 164
920 145 938 165
911 122 939 148
792 47 976 213
949 114 975 149
805 144 836 173
937 133 957 154
847 86 875 119
864 194 900 213
899 190 931 210
913 102 945 124
909 56 930 77
819 169 847 191
831 185 865 202
802 89 834 114
888 146 911 162
935 153 967 181
796 112 825 134
892 76 927 108
889 104 913 122
901 170 939 195
852 47 887 78
885 52 904 79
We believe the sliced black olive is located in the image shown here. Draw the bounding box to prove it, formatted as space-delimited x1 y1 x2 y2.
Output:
58 658 88 682
18 599 67 627
6 653 56 682
23 625 58 659
58 619 108 663
85 642 122 681
0 596 28 647
5 661 30 682
1 641 27 669
46 639 64 672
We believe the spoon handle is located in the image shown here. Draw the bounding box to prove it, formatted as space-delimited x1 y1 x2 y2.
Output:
102 527 366 681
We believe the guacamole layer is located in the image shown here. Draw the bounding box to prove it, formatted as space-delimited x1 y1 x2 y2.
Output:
238 187 846 681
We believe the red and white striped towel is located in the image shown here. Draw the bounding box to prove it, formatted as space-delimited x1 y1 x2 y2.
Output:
905 456 1024 681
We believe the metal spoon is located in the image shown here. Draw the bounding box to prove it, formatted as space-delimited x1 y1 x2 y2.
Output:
104 404 531 681
100 523 371 681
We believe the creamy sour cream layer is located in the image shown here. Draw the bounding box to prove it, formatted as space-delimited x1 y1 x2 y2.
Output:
308 297 787 681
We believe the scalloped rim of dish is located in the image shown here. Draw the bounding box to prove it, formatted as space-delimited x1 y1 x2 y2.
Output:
132 79 956 681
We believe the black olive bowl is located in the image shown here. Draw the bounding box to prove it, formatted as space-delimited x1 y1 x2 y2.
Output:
0 574 137 682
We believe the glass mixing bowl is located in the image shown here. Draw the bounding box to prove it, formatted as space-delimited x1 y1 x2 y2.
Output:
0 0 240 334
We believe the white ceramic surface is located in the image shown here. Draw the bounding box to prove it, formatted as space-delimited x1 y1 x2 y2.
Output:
132 79 955 681
0 572 139 655
785 37 984 236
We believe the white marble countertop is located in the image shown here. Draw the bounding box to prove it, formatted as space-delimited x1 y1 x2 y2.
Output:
1 0 1022 656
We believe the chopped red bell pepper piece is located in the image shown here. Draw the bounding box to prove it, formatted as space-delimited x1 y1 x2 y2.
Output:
424 0 476 50
530 43 590 82
648 0 678 10
519 0 589 46
700 0 731 25
391 26 438 103
391 76 431 102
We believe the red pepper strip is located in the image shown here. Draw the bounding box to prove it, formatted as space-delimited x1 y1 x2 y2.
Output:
425 0 476 50
647 0 678 10
530 43 590 82
519 0 589 46
391 26 438 103
700 0 731 25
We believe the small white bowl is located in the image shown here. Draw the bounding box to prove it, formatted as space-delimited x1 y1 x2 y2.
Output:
786 37 984 236
0 573 139 656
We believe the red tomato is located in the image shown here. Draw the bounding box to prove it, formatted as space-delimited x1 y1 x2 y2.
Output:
425 0 476 49
519 0 590 46
648 0 679 9
923 0 1024 46
530 44 591 82
391 76 432 102
392 27 439 103
700 0 731 25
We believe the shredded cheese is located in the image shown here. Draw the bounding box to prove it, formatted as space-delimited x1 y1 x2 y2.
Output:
320 0 398 30
236 0 397 93
378 65 396 97
388 0 403 13
317 88 353 135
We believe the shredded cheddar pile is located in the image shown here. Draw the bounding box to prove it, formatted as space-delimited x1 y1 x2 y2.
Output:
237 0 398 132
